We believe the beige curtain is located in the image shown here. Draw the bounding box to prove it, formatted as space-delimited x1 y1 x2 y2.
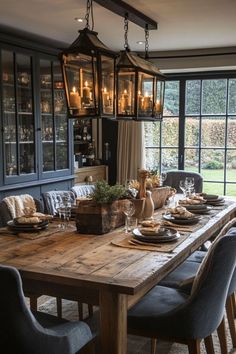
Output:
117 121 145 184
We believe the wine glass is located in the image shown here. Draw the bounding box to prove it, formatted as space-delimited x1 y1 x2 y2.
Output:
185 177 195 196
122 200 135 233
179 180 187 196
160 172 167 187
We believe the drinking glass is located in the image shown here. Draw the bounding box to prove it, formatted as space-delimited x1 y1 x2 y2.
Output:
160 172 167 186
185 177 195 196
179 180 187 196
122 200 135 233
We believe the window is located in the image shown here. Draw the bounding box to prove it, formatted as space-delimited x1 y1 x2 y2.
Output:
145 73 236 196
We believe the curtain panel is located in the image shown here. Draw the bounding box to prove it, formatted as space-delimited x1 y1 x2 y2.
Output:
117 121 145 184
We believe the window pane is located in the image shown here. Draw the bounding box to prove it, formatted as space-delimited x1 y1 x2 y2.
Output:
203 182 224 195
202 79 227 115
228 79 236 114
201 117 225 147
185 117 200 147
201 149 224 181
162 117 179 147
144 122 160 147
163 81 179 116
226 150 236 181
226 184 236 196
185 80 200 115
185 149 199 171
145 148 160 171
227 117 236 147
162 148 178 170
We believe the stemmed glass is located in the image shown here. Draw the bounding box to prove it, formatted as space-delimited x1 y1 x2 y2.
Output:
160 172 167 187
122 200 135 233
185 177 195 196
179 180 187 196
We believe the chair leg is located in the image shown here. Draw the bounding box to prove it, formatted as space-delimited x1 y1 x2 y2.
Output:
217 317 228 354
88 304 94 318
78 302 84 320
29 295 38 311
150 338 157 354
56 297 62 318
204 335 215 354
232 292 236 318
226 295 236 348
187 339 201 354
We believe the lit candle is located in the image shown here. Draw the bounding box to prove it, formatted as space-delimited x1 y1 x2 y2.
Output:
156 99 161 113
70 86 81 109
138 90 144 110
83 81 91 104
102 87 110 108
143 91 151 110
123 89 129 111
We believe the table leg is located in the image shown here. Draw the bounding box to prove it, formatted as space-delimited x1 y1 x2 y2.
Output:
99 290 128 354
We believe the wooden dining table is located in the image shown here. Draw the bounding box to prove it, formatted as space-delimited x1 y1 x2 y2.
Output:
0 198 236 354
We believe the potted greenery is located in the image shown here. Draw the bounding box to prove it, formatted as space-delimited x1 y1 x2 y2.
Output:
76 180 127 234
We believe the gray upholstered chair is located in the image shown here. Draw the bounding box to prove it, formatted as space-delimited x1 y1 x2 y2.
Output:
71 185 95 198
163 170 203 193
0 265 95 354
156 218 236 353
0 197 43 228
42 190 76 216
127 230 236 354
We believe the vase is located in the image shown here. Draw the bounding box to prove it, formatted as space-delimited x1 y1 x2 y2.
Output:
142 190 154 219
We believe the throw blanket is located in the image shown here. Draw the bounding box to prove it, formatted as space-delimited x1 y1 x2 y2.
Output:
3 195 36 219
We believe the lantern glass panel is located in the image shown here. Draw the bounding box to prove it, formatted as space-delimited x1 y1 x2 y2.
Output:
63 53 97 117
117 69 135 116
101 55 114 116
137 72 155 118
154 80 165 117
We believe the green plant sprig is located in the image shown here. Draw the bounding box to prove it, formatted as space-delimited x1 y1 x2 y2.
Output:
91 180 126 204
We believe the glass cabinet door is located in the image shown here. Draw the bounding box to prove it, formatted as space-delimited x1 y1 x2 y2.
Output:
2 50 35 179
40 59 68 173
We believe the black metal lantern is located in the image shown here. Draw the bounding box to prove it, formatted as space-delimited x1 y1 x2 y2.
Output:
60 0 116 119
116 17 165 121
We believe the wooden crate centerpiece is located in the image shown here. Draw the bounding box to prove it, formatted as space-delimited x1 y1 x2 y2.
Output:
76 200 125 234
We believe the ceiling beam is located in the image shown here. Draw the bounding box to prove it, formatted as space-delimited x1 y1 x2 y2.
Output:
94 0 158 30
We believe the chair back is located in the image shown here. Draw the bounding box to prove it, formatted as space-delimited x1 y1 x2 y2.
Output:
71 184 95 198
179 230 236 339
0 197 43 227
163 170 203 193
42 191 75 215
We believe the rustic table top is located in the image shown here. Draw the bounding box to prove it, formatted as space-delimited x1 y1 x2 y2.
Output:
0 198 235 296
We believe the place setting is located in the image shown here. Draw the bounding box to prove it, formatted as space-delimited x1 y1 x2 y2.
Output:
5 206 55 239
199 193 225 206
178 194 212 215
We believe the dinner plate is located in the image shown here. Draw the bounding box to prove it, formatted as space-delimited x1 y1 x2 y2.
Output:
133 228 179 243
201 193 219 200
163 214 200 225
186 206 212 214
7 220 49 232
206 197 225 205
180 203 208 210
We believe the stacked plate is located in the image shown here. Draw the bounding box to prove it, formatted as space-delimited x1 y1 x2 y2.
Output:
163 214 200 225
179 203 212 214
7 220 49 233
201 194 225 206
133 227 180 243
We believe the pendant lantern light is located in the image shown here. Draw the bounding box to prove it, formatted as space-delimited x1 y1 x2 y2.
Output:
60 0 116 119
116 16 165 121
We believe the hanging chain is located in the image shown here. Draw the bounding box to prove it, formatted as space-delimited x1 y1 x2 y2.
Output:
124 14 130 50
145 25 149 59
85 0 94 30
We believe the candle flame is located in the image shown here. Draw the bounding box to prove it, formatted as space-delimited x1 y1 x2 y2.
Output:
145 91 149 97
72 86 76 93
138 90 141 95
85 81 88 87
124 89 127 94
104 87 107 93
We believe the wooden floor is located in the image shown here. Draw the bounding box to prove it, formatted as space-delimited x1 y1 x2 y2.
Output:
34 296 236 354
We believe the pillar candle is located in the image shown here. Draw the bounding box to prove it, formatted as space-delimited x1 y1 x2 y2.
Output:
70 87 81 109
